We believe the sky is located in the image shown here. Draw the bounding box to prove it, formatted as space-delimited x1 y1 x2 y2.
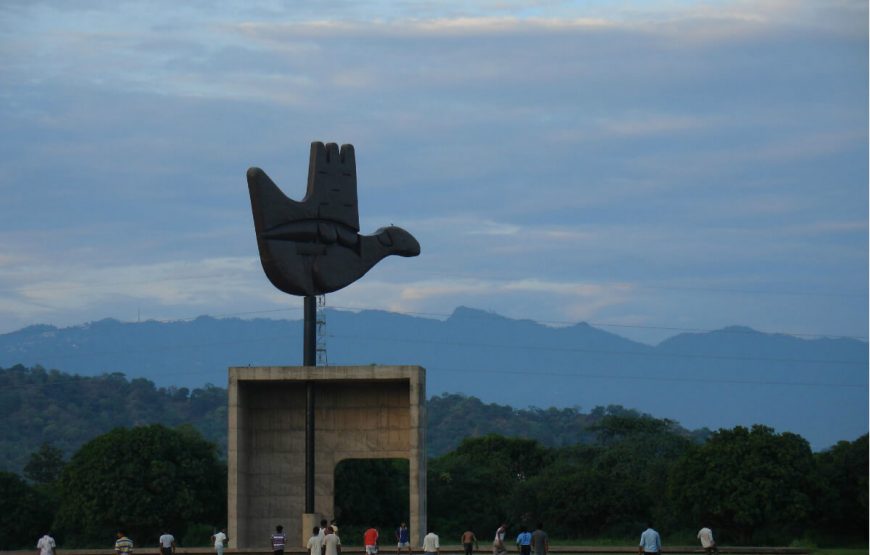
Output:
0 0 867 346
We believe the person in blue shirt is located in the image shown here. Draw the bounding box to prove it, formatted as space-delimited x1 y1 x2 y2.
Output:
395 522 411 555
515 528 532 555
638 524 661 555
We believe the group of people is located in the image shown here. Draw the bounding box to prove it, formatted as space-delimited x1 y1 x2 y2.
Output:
300 521 438 555
637 524 720 555
33 522 718 555
299 520 342 555
489 523 549 555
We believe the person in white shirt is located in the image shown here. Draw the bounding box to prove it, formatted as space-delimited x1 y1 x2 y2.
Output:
212 529 228 555
492 524 507 555
158 531 175 555
37 533 56 555
697 527 718 555
321 526 341 555
422 531 439 555
307 527 323 555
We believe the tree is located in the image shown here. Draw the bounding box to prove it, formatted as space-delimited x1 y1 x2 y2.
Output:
0 471 53 550
54 424 226 547
813 434 868 539
428 435 550 538
667 425 816 544
513 414 692 539
24 443 66 485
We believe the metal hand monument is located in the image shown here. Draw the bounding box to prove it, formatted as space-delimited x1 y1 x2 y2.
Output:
248 142 420 296
246 141 420 518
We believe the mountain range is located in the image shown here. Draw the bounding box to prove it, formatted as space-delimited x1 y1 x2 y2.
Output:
0 306 865 450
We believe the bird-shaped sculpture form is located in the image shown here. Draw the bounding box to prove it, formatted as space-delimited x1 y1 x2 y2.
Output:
247 142 421 297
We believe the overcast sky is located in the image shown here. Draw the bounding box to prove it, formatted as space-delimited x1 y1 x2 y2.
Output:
0 0 867 345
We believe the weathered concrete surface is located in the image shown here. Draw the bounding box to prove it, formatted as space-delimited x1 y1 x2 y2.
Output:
228 366 426 549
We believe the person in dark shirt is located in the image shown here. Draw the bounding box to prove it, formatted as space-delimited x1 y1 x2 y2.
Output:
272 525 287 555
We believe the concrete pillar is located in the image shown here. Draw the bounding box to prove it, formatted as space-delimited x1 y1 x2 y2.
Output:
228 366 427 548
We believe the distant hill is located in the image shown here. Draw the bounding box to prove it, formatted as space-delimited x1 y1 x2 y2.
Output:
0 307 866 449
0 365 706 474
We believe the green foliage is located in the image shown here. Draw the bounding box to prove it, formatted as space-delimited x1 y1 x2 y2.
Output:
666 425 817 544
181 523 217 547
0 365 227 474
54 424 226 547
1 366 708 476
508 419 692 539
0 471 53 549
25 443 66 484
812 434 868 540
334 459 409 530
2 365 866 547
428 435 551 537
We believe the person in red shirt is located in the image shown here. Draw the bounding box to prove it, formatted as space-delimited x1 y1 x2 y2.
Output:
363 528 379 555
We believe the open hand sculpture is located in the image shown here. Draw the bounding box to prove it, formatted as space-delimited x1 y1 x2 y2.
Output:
247 142 421 296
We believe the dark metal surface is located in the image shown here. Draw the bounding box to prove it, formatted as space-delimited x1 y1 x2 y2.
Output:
247 142 420 297
303 296 316 366
303 296 316 512
305 380 315 513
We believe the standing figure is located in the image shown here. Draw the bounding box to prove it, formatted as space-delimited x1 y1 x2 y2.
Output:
492 524 507 555
515 527 531 555
638 524 661 555
272 525 287 555
37 532 56 555
322 525 342 555
396 522 411 555
364 527 379 555
530 523 548 555
115 531 134 555
212 528 228 555
422 531 439 555
460 528 478 555
697 527 718 555
307 526 323 555
158 530 175 555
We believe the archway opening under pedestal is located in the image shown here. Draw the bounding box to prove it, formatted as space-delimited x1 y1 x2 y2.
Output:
334 458 410 541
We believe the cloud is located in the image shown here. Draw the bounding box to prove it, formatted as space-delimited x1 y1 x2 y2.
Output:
0 0 865 344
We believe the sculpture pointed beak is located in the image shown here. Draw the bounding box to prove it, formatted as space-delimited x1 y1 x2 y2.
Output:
378 226 421 257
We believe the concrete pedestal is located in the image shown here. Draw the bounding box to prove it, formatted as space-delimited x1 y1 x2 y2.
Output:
228 366 427 548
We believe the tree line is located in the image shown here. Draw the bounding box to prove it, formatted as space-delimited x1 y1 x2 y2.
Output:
2 421 865 550
0 364 708 474
0 365 865 549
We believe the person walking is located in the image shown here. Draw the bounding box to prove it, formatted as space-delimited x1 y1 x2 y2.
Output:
460 528 478 555
307 526 323 555
530 523 548 555
37 532 56 555
396 522 411 555
321 525 342 555
515 527 531 555
364 527 379 555
638 524 661 555
115 531 134 555
697 527 718 555
158 530 175 555
492 524 507 555
212 529 228 555
422 531 439 555
272 525 287 555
